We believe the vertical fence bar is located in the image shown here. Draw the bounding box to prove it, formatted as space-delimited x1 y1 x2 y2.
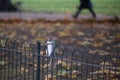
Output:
23 44 26 80
0 45 2 80
7 46 10 80
36 42 41 80
4 40 8 80
41 54 44 80
32 45 35 80
0 40 3 80
20 42 24 80
15 42 18 80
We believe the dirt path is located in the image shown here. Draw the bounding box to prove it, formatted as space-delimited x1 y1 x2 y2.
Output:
0 12 120 21
0 12 120 54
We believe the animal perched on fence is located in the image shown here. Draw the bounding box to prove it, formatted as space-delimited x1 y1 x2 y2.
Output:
46 39 56 57
45 39 56 71
73 0 96 18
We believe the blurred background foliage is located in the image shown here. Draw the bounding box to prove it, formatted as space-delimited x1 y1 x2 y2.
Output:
11 0 120 15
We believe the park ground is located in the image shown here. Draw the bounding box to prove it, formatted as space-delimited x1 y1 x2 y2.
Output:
0 13 120 53
0 13 120 79
0 0 120 79
0 12 120 79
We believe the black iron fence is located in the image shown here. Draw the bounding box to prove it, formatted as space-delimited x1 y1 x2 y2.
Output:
0 38 120 80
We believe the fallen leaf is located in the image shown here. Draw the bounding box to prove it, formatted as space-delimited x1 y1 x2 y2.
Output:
43 64 49 68
55 22 61 26
68 70 81 79
77 31 85 36
34 64 37 68
58 70 69 78
20 67 29 73
89 50 109 56
100 62 112 66
113 34 120 42
57 60 71 70
81 41 91 45
0 61 8 66
45 74 56 80
57 70 80 79
87 78 97 80
93 41 104 47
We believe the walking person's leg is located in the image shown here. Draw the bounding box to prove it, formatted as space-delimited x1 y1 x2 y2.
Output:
73 5 83 18
88 7 96 18
87 1 96 18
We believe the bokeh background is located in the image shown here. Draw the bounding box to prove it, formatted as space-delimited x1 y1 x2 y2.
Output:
11 0 120 15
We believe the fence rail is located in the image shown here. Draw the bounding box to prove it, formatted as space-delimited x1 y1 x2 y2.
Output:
0 38 120 80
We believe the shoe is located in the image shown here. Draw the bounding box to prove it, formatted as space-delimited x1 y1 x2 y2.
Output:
72 14 78 19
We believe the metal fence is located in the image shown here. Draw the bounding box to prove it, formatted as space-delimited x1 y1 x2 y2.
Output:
0 38 120 80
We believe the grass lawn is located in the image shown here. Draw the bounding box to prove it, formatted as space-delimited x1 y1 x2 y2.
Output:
11 0 120 15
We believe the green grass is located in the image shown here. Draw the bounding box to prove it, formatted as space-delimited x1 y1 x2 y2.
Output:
12 0 120 15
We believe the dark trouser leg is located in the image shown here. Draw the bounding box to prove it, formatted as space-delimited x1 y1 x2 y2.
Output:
88 7 96 18
73 7 82 18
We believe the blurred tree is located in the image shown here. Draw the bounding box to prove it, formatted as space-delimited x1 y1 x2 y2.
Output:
0 0 18 12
